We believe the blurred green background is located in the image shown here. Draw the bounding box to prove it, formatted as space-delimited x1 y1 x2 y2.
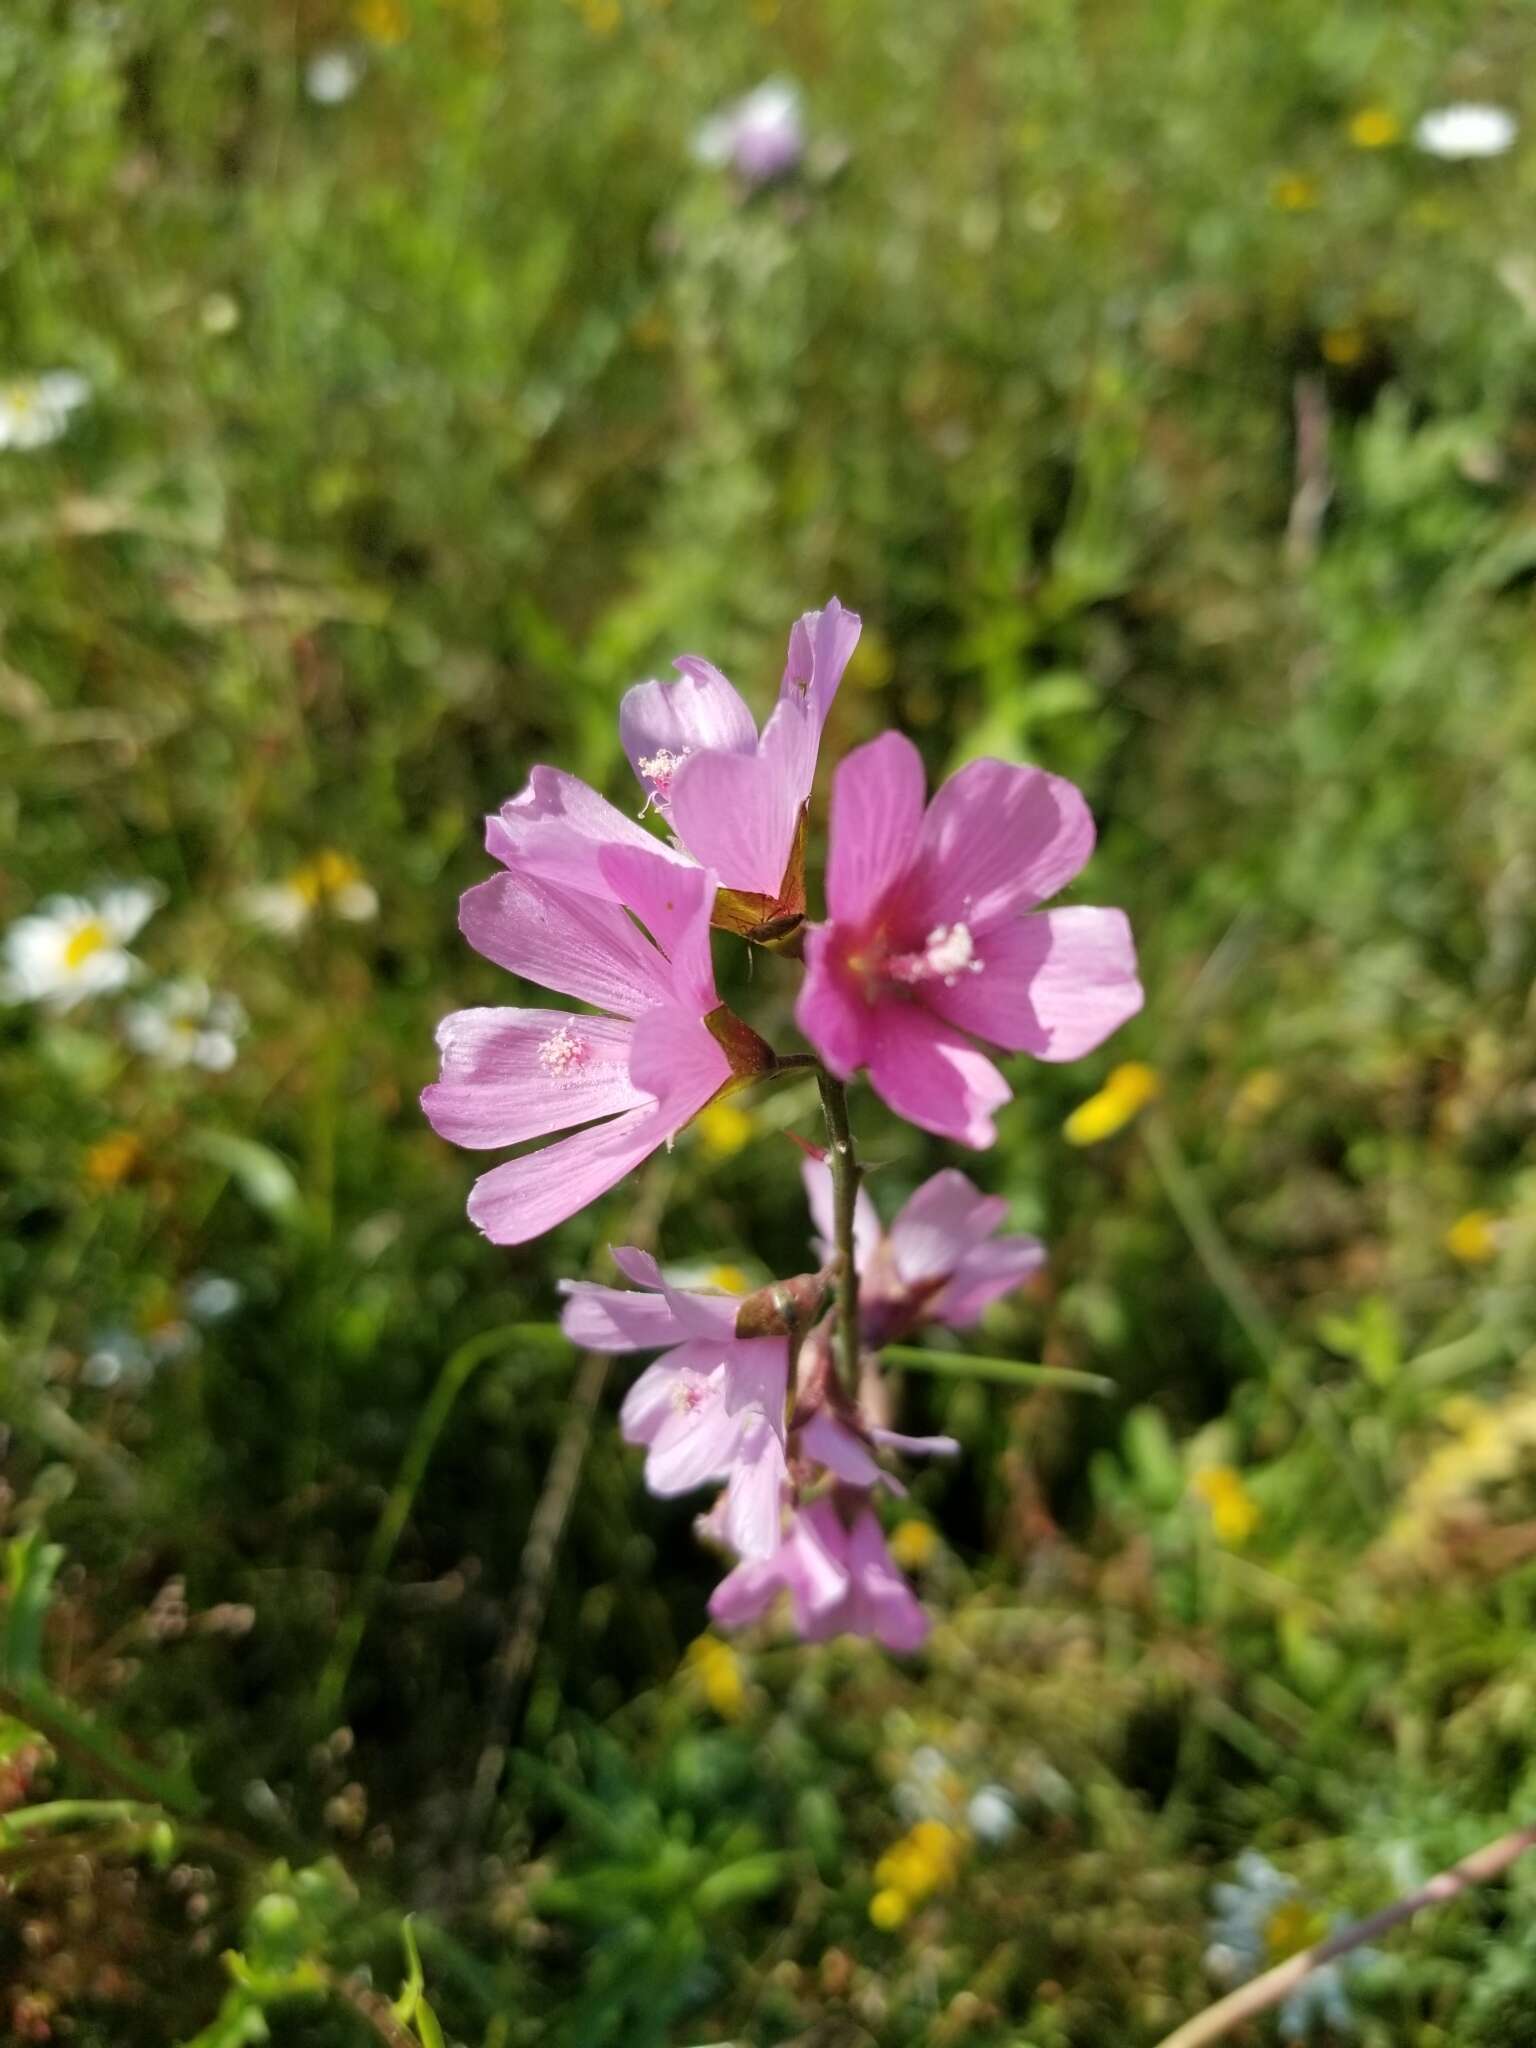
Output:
5 2 1536 2042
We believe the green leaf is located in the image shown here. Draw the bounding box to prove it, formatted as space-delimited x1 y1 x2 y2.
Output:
185 1129 304 1228
2 1530 64 1686
881 1345 1114 1397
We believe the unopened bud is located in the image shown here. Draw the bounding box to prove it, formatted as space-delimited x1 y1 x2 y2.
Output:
734 1270 831 1339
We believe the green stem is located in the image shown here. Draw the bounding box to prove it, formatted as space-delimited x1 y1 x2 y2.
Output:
314 1322 566 1729
815 1070 863 1395
882 1345 1115 1397
1141 1109 1282 1370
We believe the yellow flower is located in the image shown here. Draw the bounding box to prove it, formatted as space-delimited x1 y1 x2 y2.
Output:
1263 1897 1328 1963
1270 172 1320 212
705 1263 750 1296
1231 1068 1284 1124
869 1886 910 1930
695 1100 753 1159
1063 1062 1162 1146
1348 106 1401 149
84 1131 143 1189
888 1520 938 1571
1321 325 1366 366
874 1819 965 1913
685 1635 745 1721
1445 1210 1500 1266
1192 1465 1260 1546
355 0 410 43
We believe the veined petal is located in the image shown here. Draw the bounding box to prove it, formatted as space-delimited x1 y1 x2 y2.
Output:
932 1236 1046 1328
780 597 861 731
485 765 684 889
722 1415 788 1559
795 923 873 1079
459 870 665 1019
646 1371 739 1495
596 845 718 1012
799 1156 882 1273
886 1169 1008 1287
612 1246 665 1288
422 1008 646 1150
619 1357 687 1440
864 1000 1012 1148
907 757 1096 932
846 1508 929 1652
799 1410 886 1489
621 660 758 809
825 731 927 927
627 1003 731 1124
925 905 1142 1060
667 699 812 897
562 1282 687 1351
465 1104 670 1244
721 1336 790 1422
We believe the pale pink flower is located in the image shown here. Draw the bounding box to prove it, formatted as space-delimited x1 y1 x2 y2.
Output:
617 599 861 919
802 1157 1045 1345
693 79 806 187
561 1250 789 1558
709 1496 928 1652
422 848 733 1244
796 732 1142 1146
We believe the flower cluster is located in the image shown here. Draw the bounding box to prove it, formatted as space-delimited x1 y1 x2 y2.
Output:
426 599 1142 1649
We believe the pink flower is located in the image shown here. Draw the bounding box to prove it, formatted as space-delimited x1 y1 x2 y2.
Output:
561 1251 789 1558
802 1157 1045 1345
709 1495 928 1652
796 732 1142 1146
422 848 735 1245
618 599 861 930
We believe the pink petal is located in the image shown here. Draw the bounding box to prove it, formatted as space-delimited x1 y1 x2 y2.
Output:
799 1410 885 1489
905 758 1096 937
926 905 1142 1061
465 1104 669 1244
708 1556 781 1631
787 1501 854 1624
646 1382 740 1495
485 765 682 890
459 871 664 1019
932 1236 1046 1328
619 1357 686 1441
722 1337 790 1420
825 731 926 928
422 1008 646 1150
794 923 874 1079
561 1283 686 1351
799 1157 882 1273
620 660 758 804
846 1508 929 1652
869 1428 961 1460
886 1168 1008 1286
667 697 813 896
627 1003 731 1123
595 845 718 1013
611 1246 665 1289
864 1000 1012 1148
721 1415 788 1559
780 597 861 731
660 1285 744 1344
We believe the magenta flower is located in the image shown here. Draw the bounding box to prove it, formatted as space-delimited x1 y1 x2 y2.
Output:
618 599 861 931
484 765 692 899
802 1157 1045 1345
709 1495 928 1652
422 847 735 1245
561 1250 789 1558
796 732 1142 1146
693 79 806 187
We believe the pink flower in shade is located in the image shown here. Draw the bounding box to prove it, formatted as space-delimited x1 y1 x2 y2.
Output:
422 847 736 1246
617 599 861 927
802 1157 1045 1346
795 732 1143 1147
708 1495 928 1653
561 1251 789 1559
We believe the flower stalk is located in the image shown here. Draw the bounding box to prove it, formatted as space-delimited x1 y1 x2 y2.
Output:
815 1067 863 1396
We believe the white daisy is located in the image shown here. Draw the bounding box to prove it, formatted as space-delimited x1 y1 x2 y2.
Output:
1414 103 1518 160
305 48 364 106
966 1785 1018 1844
1206 1851 1376 2040
123 978 246 1073
0 372 91 452
238 850 377 937
1 885 161 1011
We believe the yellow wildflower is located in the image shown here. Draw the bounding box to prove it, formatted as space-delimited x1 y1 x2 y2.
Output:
1063 1062 1162 1146
1263 1897 1328 1962
706 1263 750 1296
1231 1068 1284 1124
355 0 410 42
1348 107 1401 150
869 1887 910 1930
1445 1210 1499 1266
685 1634 745 1721
1270 173 1320 212
1321 325 1366 366
1192 1465 1260 1546
873 1819 965 1919
695 1100 753 1159
84 1131 143 1189
888 1520 938 1571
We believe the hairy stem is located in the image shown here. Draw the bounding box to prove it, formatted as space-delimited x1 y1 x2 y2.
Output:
1153 1821 1536 2048
815 1070 862 1395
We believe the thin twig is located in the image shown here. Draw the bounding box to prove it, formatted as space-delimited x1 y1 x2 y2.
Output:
815 1070 863 1395
1284 371 1332 572
1154 1821 1536 2048
881 1344 1114 1397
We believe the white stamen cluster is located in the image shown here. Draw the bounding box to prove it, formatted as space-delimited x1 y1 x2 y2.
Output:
537 1023 590 1076
637 746 688 810
887 922 985 989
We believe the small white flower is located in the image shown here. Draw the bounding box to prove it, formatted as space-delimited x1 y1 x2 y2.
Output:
81 1327 152 1389
305 47 363 106
123 977 246 1073
2 885 161 1011
238 851 377 937
183 1273 244 1322
966 1785 1018 1844
0 371 91 452
694 79 805 186
1205 1851 1376 2040
1414 103 1518 160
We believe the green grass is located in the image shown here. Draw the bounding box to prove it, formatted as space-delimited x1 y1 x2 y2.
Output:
4 1 1536 2041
